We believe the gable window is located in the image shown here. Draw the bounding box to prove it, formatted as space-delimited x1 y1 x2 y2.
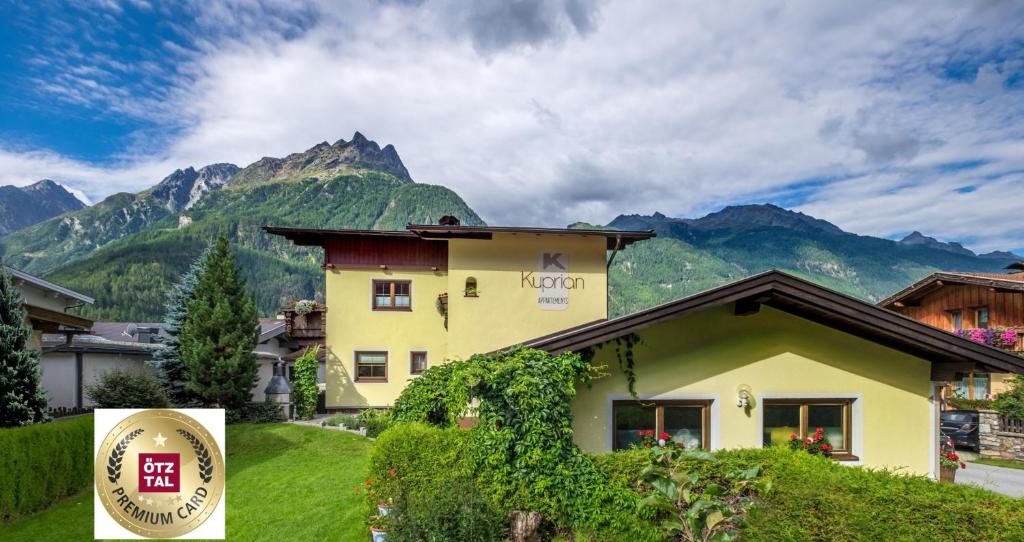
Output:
763 399 855 460
612 400 709 451
949 310 963 330
372 280 411 311
410 351 428 375
355 351 388 382
976 307 989 329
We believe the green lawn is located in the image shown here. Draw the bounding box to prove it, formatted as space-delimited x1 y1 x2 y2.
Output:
972 457 1024 470
0 423 371 542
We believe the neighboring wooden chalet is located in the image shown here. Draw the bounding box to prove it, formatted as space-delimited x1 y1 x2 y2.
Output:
880 267 1024 399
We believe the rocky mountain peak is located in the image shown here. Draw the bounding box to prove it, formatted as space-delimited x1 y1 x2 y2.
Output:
685 204 846 236
0 179 86 235
898 231 975 257
231 132 412 185
150 163 240 212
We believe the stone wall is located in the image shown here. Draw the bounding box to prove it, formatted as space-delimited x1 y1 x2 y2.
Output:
979 409 1024 460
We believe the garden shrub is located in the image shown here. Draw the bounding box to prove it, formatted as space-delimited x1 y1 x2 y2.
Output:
367 422 506 541
0 415 93 521
226 399 282 424
597 446 1024 541
358 408 393 438
390 348 659 541
995 375 1024 421
84 369 169 408
947 396 994 411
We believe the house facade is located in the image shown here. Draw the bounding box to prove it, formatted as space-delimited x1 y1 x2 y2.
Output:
522 271 1024 477
880 270 1024 399
265 219 653 409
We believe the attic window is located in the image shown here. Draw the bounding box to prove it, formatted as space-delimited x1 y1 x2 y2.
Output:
465 277 478 297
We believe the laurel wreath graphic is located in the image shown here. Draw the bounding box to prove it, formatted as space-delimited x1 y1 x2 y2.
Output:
106 428 145 484
177 428 214 483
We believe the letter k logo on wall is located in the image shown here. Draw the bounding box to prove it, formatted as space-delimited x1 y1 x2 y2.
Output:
542 253 566 271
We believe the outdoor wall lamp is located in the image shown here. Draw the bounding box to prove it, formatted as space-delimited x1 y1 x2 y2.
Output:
736 384 755 409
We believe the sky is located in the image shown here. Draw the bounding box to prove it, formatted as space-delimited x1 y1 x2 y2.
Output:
0 0 1022 254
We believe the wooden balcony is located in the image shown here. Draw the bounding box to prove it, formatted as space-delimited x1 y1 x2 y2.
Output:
282 304 327 346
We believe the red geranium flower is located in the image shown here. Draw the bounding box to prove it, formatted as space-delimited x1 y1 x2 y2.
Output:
815 427 824 433
789 433 798 440
637 430 644 437
660 432 670 441
961 462 967 469
646 429 654 437
645 443 652 448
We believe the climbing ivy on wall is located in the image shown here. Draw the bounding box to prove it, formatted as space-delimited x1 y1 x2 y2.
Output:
580 333 644 400
391 347 657 539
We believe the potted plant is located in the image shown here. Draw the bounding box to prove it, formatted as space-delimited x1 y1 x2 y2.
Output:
377 497 393 516
939 451 966 483
369 515 388 541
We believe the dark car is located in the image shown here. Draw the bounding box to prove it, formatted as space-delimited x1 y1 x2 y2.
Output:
940 410 980 452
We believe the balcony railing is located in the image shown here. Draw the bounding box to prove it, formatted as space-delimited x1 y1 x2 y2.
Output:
282 303 326 344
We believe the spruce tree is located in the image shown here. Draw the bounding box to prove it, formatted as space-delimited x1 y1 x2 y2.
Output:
0 264 50 426
148 250 206 406
180 235 260 409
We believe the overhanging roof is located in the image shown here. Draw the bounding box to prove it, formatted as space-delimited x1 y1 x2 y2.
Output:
263 224 655 250
520 270 1024 374
25 305 93 331
880 271 1024 307
6 265 94 304
406 224 654 249
262 226 418 247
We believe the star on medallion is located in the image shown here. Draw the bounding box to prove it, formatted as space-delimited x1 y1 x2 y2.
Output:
152 433 168 447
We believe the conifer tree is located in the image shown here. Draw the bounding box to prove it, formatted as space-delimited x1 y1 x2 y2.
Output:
180 235 259 409
0 264 50 426
148 250 206 406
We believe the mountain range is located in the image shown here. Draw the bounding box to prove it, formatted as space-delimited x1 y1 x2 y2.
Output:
0 180 85 235
0 134 1018 322
0 133 481 321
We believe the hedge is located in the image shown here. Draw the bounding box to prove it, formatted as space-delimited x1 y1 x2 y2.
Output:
366 423 507 541
594 446 1024 541
0 415 93 522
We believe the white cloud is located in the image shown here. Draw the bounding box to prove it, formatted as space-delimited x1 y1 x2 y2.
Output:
3 0 1024 252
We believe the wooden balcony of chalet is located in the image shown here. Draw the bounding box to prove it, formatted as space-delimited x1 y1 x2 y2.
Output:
282 303 327 347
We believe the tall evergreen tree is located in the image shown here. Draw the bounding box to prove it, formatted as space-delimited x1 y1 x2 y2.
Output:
180 236 260 409
148 250 207 406
0 264 50 426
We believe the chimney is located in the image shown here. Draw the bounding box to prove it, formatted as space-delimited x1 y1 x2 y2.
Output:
439 215 461 226
264 361 294 420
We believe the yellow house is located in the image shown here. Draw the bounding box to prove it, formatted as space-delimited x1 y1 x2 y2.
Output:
264 218 653 409
522 271 1024 477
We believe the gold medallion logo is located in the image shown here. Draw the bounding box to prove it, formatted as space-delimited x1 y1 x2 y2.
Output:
95 409 224 538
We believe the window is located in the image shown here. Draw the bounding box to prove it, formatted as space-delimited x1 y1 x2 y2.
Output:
465 277 478 297
372 280 411 311
763 399 854 459
954 372 990 401
949 310 963 330
612 400 709 451
355 351 388 382
410 351 428 375
976 307 989 329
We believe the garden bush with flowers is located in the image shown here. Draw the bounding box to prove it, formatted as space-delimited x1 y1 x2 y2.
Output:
787 427 833 457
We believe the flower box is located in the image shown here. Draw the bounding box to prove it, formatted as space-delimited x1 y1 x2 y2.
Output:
939 465 957 483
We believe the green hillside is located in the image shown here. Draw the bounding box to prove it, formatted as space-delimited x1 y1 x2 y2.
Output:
605 208 1017 316
44 173 482 321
